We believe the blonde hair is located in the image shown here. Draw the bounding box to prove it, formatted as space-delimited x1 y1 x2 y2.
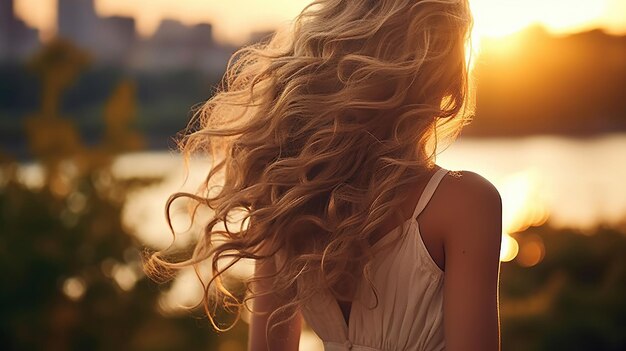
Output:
144 0 474 341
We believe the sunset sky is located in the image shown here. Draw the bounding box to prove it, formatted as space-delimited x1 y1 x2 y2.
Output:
14 0 626 45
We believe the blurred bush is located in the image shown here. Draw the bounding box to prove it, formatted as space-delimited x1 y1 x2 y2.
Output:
0 39 243 351
501 226 626 351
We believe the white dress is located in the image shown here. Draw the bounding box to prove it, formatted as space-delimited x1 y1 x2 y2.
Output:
298 167 449 350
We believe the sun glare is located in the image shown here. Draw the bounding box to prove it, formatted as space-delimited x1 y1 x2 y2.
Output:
468 0 607 57
500 234 519 262
471 0 605 39
490 168 551 263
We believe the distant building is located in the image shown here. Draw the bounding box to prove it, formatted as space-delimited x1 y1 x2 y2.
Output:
57 0 136 65
98 16 137 64
0 0 40 60
57 0 99 49
130 19 235 73
189 23 236 72
52 0 246 73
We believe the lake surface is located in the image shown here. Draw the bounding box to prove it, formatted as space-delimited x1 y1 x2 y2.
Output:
114 133 626 249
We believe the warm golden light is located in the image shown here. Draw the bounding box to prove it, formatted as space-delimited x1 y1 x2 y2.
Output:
516 233 546 267
499 169 550 236
62 276 87 301
158 265 208 315
500 234 519 262
471 0 604 39
14 0 626 46
467 0 621 57
112 263 139 291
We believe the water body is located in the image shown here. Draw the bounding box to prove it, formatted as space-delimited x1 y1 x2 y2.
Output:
111 133 626 251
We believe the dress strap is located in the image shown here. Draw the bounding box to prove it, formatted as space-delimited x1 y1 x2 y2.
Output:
411 167 449 218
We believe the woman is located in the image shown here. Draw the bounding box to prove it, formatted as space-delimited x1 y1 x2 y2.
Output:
146 0 502 350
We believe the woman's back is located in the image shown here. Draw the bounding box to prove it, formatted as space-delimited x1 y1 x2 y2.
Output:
285 166 449 350
266 165 502 351
288 167 502 351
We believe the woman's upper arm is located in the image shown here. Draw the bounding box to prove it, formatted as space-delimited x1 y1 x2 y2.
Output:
248 245 302 351
441 171 502 351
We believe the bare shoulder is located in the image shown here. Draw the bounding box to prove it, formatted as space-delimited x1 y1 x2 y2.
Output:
437 170 502 243
440 170 501 203
438 169 503 350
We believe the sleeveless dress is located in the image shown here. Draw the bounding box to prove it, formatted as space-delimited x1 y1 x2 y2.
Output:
299 167 449 351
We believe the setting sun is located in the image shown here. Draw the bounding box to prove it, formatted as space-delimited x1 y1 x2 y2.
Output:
470 0 607 39
466 0 626 56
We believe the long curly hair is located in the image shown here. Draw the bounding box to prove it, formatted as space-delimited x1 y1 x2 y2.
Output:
144 0 474 341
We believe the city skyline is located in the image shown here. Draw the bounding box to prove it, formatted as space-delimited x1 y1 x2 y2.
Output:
13 0 626 45
1 0 244 71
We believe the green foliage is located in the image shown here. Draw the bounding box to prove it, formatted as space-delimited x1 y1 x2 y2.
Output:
501 226 626 351
0 38 242 351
